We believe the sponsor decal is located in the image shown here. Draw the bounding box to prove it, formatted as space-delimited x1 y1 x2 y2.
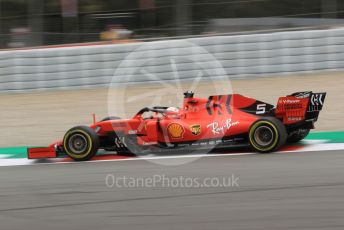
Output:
308 93 326 112
223 139 234 143
280 99 303 110
114 137 127 148
190 124 201 136
128 130 137 134
310 94 324 106
283 104 302 110
167 123 185 139
282 99 301 104
288 116 302 121
142 141 158 146
207 119 240 135
289 129 309 136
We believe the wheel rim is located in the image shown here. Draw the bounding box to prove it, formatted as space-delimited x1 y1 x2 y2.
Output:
254 125 274 147
68 134 88 154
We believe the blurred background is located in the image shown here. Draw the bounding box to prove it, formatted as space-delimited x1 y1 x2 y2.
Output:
1 0 344 147
1 0 344 49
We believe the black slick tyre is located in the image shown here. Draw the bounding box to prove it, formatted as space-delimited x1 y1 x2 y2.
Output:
248 117 287 153
63 126 99 161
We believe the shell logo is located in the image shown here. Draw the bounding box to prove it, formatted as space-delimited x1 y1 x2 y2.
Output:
167 123 185 139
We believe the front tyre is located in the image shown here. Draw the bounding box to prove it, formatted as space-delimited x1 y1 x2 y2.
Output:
249 117 287 153
63 126 99 161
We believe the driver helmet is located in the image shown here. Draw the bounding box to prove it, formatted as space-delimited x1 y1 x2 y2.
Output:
166 107 179 113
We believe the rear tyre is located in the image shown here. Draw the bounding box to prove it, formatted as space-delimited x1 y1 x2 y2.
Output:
63 126 99 161
287 129 310 144
249 117 287 153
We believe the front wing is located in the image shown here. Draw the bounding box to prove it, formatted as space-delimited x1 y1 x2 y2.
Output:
27 147 57 159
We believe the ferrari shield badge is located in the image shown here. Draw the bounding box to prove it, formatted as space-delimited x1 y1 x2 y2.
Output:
190 124 201 136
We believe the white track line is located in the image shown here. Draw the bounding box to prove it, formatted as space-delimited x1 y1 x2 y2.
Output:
0 142 344 167
72 142 344 164
0 158 35 166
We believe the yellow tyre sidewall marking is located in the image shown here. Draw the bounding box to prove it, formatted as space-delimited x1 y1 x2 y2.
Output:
249 121 279 152
63 129 93 159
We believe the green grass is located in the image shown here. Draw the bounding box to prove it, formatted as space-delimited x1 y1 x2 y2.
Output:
0 147 28 158
307 131 344 143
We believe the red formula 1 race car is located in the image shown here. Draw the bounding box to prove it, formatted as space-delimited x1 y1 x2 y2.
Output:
28 91 326 161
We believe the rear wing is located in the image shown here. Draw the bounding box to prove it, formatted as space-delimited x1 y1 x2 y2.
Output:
275 91 326 125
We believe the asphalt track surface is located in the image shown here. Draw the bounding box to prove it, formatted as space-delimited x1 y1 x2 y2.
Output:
1 150 344 230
